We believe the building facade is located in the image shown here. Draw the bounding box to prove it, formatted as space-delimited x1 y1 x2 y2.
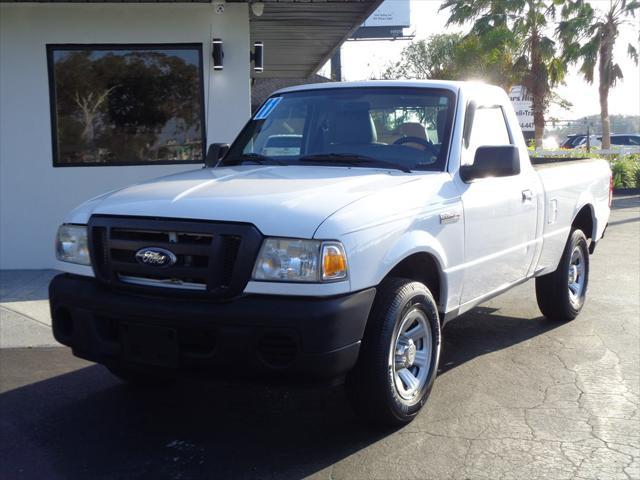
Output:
0 0 381 269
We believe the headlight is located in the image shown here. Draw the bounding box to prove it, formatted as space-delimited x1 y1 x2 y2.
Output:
56 224 90 265
252 238 348 282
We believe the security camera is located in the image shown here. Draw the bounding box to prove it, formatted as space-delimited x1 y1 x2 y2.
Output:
214 3 225 15
251 1 264 17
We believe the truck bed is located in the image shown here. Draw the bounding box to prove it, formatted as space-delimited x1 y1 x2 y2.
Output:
532 155 611 276
531 156 604 169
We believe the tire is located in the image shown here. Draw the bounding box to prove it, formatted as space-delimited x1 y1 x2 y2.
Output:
346 278 441 427
107 366 175 387
536 229 589 322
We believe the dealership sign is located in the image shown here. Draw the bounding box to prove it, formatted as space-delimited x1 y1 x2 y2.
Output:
352 0 410 39
362 0 410 27
509 86 534 132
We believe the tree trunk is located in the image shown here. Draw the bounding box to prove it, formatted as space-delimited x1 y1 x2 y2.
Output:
530 32 545 149
533 96 545 149
598 25 615 150
599 83 610 150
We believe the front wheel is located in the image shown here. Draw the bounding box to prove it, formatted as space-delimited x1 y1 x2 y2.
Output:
536 229 590 322
346 278 441 426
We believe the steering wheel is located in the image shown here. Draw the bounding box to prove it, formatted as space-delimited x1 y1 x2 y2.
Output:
392 136 438 156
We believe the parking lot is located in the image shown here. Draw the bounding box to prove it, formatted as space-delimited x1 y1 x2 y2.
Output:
1 193 638 480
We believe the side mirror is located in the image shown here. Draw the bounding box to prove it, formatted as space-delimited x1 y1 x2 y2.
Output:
460 145 520 182
204 143 230 168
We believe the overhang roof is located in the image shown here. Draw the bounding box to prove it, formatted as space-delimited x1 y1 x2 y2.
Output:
239 0 383 78
2 0 383 79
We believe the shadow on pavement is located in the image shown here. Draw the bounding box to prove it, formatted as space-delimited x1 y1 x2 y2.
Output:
0 269 58 303
0 306 562 480
439 307 559 375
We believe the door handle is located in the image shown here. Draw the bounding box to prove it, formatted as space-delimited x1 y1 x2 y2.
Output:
522 189 533 202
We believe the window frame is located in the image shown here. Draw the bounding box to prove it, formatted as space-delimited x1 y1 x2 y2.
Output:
46 43 207 168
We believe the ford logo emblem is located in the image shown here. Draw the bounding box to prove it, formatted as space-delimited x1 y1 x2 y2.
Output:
135 247 177 267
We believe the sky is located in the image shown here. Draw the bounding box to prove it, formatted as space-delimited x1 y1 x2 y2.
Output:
321 0 640 121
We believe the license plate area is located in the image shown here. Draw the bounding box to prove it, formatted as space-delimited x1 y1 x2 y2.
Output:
120 323 179 368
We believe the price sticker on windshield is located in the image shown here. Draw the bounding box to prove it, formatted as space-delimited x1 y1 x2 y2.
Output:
254 97 283 120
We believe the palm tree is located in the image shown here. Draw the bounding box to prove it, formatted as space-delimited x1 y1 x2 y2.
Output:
441 0 567 148
557 1 639 149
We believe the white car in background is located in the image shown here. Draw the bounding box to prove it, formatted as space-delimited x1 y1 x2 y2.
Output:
566 133 640 153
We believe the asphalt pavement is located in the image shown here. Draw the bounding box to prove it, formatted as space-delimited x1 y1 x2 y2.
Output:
1 193 638 480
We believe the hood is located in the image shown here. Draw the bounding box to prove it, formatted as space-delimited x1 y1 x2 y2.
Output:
67 165 420 238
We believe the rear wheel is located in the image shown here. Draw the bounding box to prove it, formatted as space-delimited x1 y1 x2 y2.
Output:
346 278 441 426
536 229 589 321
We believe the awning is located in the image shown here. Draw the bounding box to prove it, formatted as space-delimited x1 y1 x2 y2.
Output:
239 0 383 78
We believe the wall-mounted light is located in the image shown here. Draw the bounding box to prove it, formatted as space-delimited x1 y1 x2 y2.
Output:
251 41 264 73
212 38 224 70
251 1 264 17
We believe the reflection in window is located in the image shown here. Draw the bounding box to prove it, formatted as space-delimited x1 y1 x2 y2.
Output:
47 44 205 166
469 107 511 150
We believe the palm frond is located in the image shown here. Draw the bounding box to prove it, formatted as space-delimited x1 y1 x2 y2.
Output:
629 43 639 63
610 63 624 85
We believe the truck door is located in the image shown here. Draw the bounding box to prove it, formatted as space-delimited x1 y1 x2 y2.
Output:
457 105 538 304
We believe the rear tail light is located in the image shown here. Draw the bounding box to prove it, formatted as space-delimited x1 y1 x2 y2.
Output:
609 174 613 208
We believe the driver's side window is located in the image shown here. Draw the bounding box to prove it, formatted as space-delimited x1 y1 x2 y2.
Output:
463 106 512 166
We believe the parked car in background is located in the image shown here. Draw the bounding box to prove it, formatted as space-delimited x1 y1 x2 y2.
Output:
604 134 640 147
561 134 600 149
576 135 602 149
560 134 587 149
49 80 612 426
561 133 640 151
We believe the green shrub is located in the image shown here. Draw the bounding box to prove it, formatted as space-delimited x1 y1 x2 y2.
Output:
610 156 640 188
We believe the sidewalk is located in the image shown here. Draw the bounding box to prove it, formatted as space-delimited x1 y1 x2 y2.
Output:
0 270 58 348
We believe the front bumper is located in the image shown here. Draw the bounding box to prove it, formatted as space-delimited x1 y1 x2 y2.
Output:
49 274 375 381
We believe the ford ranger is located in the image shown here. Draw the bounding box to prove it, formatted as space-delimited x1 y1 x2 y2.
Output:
49 81 612 425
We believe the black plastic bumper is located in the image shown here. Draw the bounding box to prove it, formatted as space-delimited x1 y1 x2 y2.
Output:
49 274 375 381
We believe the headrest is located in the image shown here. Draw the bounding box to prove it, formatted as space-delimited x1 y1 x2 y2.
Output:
331 105 377 144
399 122 428 140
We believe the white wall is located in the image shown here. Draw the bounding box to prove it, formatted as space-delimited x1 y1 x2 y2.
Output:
0 3 251 269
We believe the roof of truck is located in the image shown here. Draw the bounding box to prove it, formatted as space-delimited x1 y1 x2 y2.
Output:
274 79 469 95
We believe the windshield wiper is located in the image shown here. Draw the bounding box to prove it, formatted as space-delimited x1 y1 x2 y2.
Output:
298 153 411 173
230 153 286 166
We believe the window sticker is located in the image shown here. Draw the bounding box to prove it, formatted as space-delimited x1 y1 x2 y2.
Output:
254 97 283 120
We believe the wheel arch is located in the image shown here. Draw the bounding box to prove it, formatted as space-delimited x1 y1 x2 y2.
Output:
381 251 445 309
571 203 595 240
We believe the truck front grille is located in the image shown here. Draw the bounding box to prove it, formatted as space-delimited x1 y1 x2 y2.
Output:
88 215 262 298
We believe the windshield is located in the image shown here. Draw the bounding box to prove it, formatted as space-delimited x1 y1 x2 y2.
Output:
222 87 456 172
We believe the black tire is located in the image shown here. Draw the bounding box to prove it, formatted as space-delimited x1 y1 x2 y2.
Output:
345 278 441 427
107 366 175 387
536 229 590 322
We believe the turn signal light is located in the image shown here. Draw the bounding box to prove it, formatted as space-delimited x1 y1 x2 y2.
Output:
322 243 348 281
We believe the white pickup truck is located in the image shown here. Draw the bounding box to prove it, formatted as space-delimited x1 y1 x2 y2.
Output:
50 80 612 425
